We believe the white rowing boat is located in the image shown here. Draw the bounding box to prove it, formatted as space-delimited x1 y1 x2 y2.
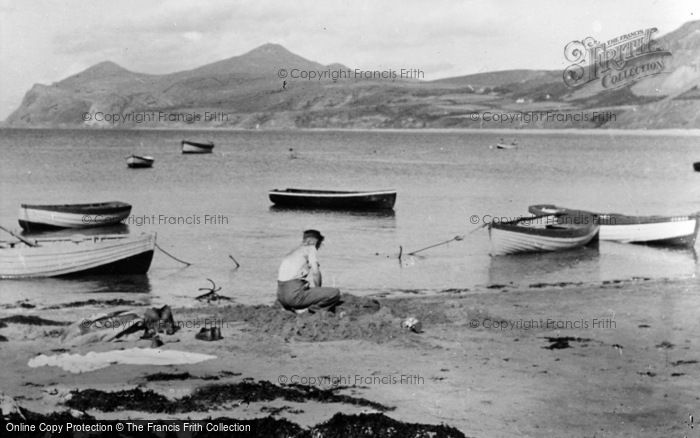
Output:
489 215 599 256
181 140 214 154
18 201 131 231
126 155 154 168
0 233 155 278
529 205 700 247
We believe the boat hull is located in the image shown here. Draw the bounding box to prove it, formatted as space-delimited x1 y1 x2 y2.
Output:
18 202 132 231
126 155 154 168
694 162 700 172
269 189 397 210
529 204 699 247
181 140 214 154
489 220 599 256
0 234 155 279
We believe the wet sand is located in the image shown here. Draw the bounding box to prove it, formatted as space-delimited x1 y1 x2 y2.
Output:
1 276 699 437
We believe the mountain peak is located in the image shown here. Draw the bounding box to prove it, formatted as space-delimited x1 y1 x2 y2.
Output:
84 61 130 75
244 43 292 56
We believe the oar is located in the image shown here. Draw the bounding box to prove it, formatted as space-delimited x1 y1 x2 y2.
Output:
0 225 38 247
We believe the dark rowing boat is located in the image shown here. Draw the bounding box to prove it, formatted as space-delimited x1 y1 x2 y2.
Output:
181 140 214 154
18 201 132 230
126 154 154 168
268 189 397 210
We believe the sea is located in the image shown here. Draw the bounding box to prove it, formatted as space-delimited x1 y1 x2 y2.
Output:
0 128 698 308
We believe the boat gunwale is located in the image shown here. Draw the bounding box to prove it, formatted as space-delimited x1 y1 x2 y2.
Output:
490 221 599 238
1 233 154 246
269 189 397 198
529 204 700 225
19 202 132 215
181 140 214 148
127 155 154 162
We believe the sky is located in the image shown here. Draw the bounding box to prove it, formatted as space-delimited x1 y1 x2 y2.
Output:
0 0 697 120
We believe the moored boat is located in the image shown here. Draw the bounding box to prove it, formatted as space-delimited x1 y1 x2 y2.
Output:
694 162 700 172
18 202 132 231
495 143 517 150
0 233 155 278
268 188 397 210
488 216 599 256
528 204 700 247
181 140 214 154
126 154 154 168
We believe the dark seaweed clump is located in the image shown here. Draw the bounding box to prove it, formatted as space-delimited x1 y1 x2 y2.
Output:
0 315 70 326
144 372 194 381
67 381 392 413
542 337 591 350
43 298 141 310
311 412 469 438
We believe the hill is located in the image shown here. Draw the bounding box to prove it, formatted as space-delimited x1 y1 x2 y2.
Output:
6 21 700 129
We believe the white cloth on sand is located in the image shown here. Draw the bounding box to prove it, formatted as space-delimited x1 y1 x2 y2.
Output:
28 348 216 374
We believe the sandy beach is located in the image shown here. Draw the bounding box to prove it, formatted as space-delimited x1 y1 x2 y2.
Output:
1 275 698 437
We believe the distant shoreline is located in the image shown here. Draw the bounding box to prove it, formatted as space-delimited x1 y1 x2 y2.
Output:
1 126 700 136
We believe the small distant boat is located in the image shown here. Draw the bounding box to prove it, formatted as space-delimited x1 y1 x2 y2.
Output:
269 189 397 210
489 216 599 256
694 162 700 172
529 204 700 247
181 140 214 154
495 143 517 150
18 201 132 231
0 233 155 278
126 154 154 168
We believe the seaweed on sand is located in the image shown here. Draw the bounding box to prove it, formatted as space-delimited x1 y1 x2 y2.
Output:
3 408 468 438
66 380 393 413
311 412 469 438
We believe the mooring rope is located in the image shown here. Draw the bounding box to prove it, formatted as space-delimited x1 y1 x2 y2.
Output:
155 242 192 266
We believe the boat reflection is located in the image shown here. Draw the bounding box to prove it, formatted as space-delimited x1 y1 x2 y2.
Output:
487 241 697 287
62 274 152 294
268 205 396 219
487 246 601 286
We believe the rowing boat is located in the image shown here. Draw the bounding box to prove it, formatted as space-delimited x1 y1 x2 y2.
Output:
528 204 700 247
18 201 132 231
126 155 154 168
181 140 214 154
268 188 397 210
489 215 599 256
0 233 155 278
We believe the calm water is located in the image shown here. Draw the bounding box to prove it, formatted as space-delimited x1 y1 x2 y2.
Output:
0 128 698 307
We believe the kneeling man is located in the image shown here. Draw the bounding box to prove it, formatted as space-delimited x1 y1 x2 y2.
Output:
277 229 341 313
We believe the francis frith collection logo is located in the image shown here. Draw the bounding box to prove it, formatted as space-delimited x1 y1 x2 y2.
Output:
563 27 672 90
